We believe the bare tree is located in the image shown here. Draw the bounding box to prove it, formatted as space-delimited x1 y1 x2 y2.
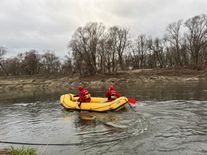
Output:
185 14 207 67
148 38 165 68
61 54 73 75
41 51 61 73
22 50 41 75
105 27 118 73
132 35 148 68
4 57 21 75
101 26 129 72
165 20 183 66
97 37 107 73
69 22 105 75
116 27 129 70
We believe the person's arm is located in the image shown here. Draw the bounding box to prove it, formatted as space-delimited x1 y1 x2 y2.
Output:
105 91 109 97
116 92 121 98
79 94 84 102
77 92 82 102
78 94 83 107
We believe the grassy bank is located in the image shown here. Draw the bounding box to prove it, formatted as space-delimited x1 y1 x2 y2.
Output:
0 147 37 155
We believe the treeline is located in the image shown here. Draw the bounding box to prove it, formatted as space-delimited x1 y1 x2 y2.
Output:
0 49 72 76
70 14 207 75
0 14 207 76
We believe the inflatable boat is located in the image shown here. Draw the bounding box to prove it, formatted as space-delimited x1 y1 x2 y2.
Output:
60 93 128 112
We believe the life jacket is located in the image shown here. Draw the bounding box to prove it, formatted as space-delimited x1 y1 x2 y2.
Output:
84 90 91 99
110 90 118 100
83 90 91 101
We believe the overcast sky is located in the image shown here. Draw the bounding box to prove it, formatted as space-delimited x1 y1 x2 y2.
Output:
0 0 207 58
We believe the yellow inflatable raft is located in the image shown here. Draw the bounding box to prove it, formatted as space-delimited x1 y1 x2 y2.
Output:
60 93 128 112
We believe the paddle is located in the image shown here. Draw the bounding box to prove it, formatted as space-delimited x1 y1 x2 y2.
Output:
127 98 137 104
126 97 137 112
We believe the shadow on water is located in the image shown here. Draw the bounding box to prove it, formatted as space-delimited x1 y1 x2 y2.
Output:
0 79 207 154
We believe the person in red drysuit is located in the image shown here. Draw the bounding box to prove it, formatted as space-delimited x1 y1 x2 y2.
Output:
105 85 121 102
78 86 91 103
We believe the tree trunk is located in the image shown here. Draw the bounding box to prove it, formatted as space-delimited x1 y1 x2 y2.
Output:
0 62 9 76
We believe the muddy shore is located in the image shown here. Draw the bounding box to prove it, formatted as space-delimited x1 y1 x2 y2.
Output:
0 69 206 93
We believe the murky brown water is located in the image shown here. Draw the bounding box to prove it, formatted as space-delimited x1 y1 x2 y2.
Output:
0 79 207 155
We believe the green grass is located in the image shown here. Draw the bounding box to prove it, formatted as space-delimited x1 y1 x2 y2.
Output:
0 146 37 155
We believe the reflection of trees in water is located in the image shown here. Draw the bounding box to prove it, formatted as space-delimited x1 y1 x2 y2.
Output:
122 80 207 101
1 79 206 104
0 89 67 103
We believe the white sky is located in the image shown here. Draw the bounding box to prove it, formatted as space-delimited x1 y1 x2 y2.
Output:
0 0 207 58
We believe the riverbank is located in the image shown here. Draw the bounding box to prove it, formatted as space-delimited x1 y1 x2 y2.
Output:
0 147 37 155
0 69 206 93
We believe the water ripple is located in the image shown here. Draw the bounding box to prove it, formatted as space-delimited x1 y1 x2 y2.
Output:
1 99 207 155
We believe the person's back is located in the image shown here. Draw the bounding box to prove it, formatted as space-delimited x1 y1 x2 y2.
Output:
105 85 120 102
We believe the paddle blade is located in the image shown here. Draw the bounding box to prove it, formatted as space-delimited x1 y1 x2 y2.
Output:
127 98 137 104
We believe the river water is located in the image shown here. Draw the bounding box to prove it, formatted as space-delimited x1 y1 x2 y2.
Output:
0 80 207 155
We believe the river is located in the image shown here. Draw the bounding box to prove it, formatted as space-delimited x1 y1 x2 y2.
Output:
0 79 207 155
